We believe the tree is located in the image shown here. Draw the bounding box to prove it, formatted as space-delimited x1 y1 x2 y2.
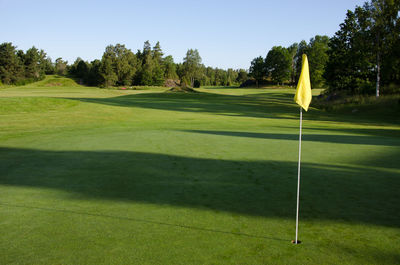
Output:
69 57 84 76
365 0 400 97
163 55 178 79
249 56 265 87
325 1 400 96
236 69 248 84
182 49 202 87
295 40 308 83
307 35 330 87
100 56 117 87
142 40 151 57
151 42 164 85
152 41 163 64
86 59 103 86
287 43 298 84
24 46 44 80
265 46 291 84
101 44 138 86
55 57 68 75
0 42 23 84
325 9 375 94
39 51 54 75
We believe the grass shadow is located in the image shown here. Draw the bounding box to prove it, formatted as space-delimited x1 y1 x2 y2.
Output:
1 147 399 228
66 91 400 126
68 92 299 119
181 130 399 147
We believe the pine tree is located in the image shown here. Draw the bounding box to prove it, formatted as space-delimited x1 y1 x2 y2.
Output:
0 42 24 84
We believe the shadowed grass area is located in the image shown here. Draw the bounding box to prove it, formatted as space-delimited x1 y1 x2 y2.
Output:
71 92 298 120
0 77 399 264
0 148 399 228
70 90 400 126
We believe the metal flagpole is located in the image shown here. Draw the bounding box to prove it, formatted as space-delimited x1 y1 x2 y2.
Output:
295 106 303 244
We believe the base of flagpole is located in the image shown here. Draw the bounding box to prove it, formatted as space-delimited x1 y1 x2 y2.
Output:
291 240 302 244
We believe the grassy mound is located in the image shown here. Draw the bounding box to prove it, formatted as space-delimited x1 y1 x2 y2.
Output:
167 86 198 93
36 75 81 87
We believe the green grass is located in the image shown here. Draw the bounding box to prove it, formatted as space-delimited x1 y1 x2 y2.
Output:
0 76 399 264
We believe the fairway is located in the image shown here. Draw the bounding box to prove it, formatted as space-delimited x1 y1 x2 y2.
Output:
0 77 399 264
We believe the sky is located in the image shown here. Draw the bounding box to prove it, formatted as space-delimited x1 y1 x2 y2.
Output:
0 0 367 69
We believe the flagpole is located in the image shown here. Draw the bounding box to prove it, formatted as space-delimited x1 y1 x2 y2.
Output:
295 106 302 244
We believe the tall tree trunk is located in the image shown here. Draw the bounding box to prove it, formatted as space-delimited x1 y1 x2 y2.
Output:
376 51 380 98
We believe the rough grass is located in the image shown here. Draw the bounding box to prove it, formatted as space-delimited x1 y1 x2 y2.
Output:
0 77 399 264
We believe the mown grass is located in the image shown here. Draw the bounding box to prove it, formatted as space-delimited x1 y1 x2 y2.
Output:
0 77 399 264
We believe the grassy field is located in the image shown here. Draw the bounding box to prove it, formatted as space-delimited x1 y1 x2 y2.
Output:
0 76 399 264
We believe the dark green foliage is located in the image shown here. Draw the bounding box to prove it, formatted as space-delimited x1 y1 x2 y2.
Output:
265 46 291 84
294 40 308 83
249 56 265 87
324 9 375 95
287 43 298 84
236 69 248 84
292 37 330 88
163 55 178 79
100 56 117 87
23 46 45 80
325 0 400 96
76 60 89 79
0 42 51 85
101 44 138 86
182 49 202 87
86 60 103 86
0 43 24 84
307 36 330 87
42 57 55 75
0 41 250 89
152 63 165 86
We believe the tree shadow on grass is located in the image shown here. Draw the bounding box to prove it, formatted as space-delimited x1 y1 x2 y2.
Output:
68 92 301 120
180 129 399 147
0 147 399 228
67 91 399 126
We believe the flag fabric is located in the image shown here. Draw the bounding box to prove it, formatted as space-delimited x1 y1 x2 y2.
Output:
294 54 312 111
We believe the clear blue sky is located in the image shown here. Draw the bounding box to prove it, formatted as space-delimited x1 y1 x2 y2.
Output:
0 0 366 69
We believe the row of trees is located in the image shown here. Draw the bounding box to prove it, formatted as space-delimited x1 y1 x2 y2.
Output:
325 0 400 96
249 36 330 88
0 41 246 87
249 0 400 96
0 42 73 85
70 41 246 87
0 43 55 85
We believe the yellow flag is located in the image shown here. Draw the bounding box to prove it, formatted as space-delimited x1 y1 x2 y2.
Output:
294 54 312 111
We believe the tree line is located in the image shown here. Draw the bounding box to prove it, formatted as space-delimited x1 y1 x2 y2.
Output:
249 0 400 96
249 35 329 88
0 40 246 87
0 43 54 85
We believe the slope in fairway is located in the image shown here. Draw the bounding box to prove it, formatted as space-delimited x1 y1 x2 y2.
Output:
0 77 399 264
